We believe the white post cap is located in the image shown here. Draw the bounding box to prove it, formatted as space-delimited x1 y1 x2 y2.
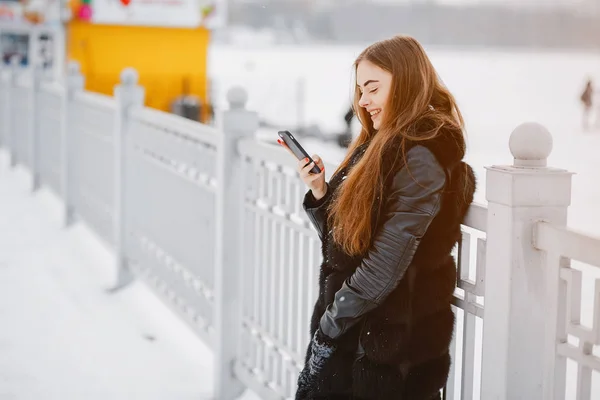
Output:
509 122 553 167
227 86 248 110
119 68 139 85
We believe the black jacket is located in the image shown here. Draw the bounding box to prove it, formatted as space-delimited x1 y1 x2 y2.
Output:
299 125 476 400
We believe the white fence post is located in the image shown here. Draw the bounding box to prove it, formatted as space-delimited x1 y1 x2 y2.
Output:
8 55 21 168
113 68 144 288
213 86 258 400
62 61 84 227
480 122 574 399
30 65 43 191
52 27 66 81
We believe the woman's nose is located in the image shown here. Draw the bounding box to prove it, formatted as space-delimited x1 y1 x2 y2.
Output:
358 94 369 108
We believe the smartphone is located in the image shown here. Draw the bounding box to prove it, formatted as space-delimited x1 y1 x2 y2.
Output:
277 130 322 174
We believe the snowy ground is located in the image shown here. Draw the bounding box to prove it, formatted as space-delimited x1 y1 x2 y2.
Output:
0 152 260 400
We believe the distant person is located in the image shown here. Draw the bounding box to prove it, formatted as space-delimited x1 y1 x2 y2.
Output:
280 35 476 400
581 79 593 130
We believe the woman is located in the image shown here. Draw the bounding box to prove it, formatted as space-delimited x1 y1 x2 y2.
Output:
278 35 476 400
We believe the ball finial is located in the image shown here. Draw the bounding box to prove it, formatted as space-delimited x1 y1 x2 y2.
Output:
226 86 248 109
509 122 553 167
120 68 139 85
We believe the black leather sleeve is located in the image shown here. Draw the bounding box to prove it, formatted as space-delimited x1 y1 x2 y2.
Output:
303 183 332 241
319 146 446 340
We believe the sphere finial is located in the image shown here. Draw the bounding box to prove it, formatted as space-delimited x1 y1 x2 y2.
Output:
227 86 248 109
509 122 553 167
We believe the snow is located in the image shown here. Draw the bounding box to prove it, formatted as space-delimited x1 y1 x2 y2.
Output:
0 152 260 400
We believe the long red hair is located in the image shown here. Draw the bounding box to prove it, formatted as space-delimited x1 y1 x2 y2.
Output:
328 35 465 256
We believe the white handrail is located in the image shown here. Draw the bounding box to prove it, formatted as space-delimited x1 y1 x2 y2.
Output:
74 91 117 112
131 107 220 147
40 81 65 97
464 202 487 232
534 221 600 267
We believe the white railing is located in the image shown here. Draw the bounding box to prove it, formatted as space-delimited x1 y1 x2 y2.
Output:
125 103 221 346
38 80 64 194
13 74 33 168
235 138 323 399
534 222 600 400
1 59 599 400
446 203 487 400
69 90 118 246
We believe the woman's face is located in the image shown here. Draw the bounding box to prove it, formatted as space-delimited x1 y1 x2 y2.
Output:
356 59 393 130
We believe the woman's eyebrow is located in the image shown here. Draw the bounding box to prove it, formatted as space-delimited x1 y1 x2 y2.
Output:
358 79 379 88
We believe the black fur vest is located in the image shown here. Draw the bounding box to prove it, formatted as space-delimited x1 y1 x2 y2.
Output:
304 125 476 400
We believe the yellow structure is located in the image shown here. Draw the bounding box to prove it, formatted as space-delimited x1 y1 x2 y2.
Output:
67 21 210 121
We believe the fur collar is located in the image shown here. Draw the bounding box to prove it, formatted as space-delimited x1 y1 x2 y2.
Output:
414 123 466 170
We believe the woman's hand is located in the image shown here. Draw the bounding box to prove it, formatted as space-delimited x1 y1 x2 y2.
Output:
277 139 327 201
306 328 336 375
297 155 327 200
295 328 337 399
